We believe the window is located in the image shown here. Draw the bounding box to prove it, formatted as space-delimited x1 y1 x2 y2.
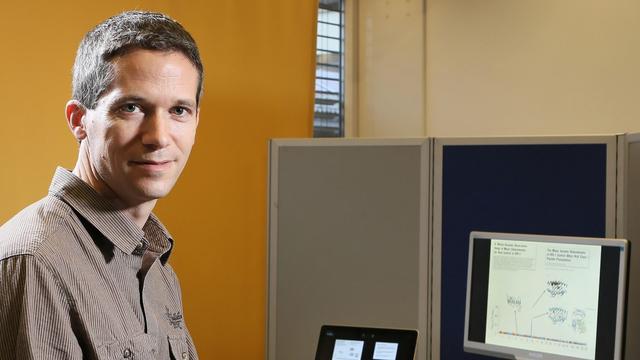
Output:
314 0 345 137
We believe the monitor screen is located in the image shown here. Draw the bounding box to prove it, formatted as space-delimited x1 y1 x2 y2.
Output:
464 232 628 360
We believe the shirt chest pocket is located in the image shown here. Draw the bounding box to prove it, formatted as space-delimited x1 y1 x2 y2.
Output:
168 335 190 360
98 333 158 360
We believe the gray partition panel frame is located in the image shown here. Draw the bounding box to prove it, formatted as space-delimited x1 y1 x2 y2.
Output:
618 133 640 360
267 138 431 360
431 135 618 360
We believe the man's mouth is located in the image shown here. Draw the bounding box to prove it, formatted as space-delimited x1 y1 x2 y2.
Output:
129 160 174 171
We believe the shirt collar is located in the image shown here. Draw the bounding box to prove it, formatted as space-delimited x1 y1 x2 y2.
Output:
48 167 174 263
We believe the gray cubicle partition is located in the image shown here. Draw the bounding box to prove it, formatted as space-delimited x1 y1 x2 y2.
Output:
268 135 637 360
617 133 640 360
432 136 618 360
267 139 431 360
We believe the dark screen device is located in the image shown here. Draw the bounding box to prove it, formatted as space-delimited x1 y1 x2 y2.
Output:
315 325 418 360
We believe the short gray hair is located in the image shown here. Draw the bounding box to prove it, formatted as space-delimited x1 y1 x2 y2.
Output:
72 11 204 109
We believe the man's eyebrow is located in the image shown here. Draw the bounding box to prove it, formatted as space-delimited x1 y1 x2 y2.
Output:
110 95 196 108
174 99 197 108
110 95 147 105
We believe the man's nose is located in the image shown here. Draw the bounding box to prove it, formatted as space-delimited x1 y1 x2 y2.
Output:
141 110 171 148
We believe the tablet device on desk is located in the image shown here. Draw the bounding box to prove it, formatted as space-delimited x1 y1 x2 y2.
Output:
315 325 418 360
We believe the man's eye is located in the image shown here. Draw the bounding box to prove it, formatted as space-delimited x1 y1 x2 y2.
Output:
173 107 187 116
121 104 139 113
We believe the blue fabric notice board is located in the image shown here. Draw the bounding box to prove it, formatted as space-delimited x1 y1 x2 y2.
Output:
440 144 608 360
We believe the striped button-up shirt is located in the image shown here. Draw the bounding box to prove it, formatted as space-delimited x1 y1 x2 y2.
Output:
0 168 198 359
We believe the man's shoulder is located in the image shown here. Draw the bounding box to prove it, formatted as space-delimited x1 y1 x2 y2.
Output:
0 196 75 261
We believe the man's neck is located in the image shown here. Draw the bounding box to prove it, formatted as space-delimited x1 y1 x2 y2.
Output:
120 201 156 229
72 150 156 229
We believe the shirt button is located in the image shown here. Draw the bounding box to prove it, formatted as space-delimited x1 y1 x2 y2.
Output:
182 352 188 360
123 348 132 358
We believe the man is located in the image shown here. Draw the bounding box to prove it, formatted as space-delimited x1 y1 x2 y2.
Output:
0 11 201 359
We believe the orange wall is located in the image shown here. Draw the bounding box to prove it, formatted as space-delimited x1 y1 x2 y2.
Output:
0 1 316 358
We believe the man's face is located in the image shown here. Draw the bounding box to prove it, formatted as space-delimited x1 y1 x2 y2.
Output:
82 49 200 205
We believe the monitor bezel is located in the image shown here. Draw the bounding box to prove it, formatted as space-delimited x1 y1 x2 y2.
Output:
463 231 628 360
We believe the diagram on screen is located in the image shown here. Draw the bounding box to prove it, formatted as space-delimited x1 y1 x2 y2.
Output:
494 278 595 337
572 309 587 334
484 239 602 358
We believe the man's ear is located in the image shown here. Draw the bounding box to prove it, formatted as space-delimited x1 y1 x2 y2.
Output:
65 100 88 141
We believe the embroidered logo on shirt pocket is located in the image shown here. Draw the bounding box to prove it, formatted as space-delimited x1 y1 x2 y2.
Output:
165 305 183 329
168 335 189 360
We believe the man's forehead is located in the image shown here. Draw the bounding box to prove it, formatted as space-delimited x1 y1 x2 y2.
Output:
112 50 198 80
98 50 199 105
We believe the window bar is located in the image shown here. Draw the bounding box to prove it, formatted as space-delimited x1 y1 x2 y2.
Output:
338 0 344 136
314 0 344 138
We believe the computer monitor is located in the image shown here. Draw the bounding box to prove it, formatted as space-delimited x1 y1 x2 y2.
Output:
464 231 628 360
